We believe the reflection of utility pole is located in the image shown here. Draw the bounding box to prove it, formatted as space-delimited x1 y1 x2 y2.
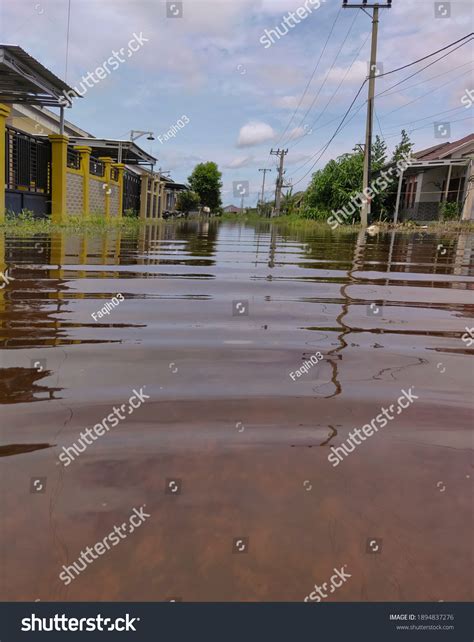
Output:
342 0 391 227
270 148 288 217
258 168 272 213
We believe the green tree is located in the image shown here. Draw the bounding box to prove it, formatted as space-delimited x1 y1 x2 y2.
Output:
188 162 222 212
381 129 414 217
372 135 387 171
304 147 364 217
176 190 200 214
391 129 413 164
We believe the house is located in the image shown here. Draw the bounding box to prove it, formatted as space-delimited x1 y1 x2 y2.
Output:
161 177 188 213
223 204 240 213
394 133 474 222
0 43 186 221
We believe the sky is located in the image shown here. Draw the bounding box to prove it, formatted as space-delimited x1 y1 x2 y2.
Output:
1 0 473 205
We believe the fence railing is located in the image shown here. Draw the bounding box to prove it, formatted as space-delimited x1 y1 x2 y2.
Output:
89 157 105 177
67 147 81 170
123 169 141 213
5 126 51 193
111 166 119 182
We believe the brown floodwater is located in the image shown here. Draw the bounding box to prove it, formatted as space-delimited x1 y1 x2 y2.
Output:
0 220 472 602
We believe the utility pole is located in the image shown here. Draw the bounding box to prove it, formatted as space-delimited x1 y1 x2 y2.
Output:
270 148 288 217
258 168 272 212
343 0 392 227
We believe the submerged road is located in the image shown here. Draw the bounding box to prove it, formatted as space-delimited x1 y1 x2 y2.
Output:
0 220 472 601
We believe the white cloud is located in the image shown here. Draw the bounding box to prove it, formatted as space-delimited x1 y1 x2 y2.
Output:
326 60 368 85
225 155 255 168
237 121 275 147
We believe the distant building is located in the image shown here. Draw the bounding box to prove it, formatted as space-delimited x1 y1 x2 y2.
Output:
394 133 474 221
223 204 240 213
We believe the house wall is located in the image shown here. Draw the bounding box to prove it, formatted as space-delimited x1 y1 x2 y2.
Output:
66 172 84 215
109 184 119 217
90 177 106 214
400 164 469 221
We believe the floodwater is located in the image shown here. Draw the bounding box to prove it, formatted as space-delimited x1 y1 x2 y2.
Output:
0 220 472 602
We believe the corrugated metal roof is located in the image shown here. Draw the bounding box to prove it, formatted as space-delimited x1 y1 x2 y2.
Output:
0 44 79 105
415 134 474 160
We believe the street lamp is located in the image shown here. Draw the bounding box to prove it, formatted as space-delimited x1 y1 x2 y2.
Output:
118 130 156 163
130 130 155 142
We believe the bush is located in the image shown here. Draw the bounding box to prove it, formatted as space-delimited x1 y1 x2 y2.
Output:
297 206 329 221
123 208 139 218
439 201 461 221
6 208 36 222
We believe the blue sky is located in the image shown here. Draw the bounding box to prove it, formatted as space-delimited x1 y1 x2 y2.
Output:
1 0 473 205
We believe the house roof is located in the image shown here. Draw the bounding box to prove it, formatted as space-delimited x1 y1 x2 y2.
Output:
9 103 91 137
162 177 187 190
414 133 474 160
67 137 157 165
0 44 80 106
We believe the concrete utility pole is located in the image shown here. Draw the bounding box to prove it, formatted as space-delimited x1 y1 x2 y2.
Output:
270 148 288 217
258 168 272 211
343 0 392 227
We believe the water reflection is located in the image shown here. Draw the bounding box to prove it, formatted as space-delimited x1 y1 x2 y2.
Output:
1 221 473 601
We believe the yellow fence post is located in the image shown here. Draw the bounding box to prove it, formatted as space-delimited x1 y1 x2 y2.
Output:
74 145 91 217
48 134 69 224
140 175 149 220
99 156 113 219
112 162 125 218
0 104 11 224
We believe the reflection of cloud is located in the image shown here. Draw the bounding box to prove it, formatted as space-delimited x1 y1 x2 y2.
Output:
225 155 255 168
237 121 275 147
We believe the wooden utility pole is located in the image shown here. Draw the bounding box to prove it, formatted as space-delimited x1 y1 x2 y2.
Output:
270 148 288 217
258 168 272 212
343 1 392 227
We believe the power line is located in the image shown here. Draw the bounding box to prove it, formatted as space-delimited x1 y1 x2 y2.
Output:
284 9 360 145
287 29 371 152
276 7 343 146
383 105 467 133
375 32 473 79
287 36 473 186
383 115 472 139
289 79 368 186
290 40 474 177
65 0 72 81
381 67 473 118
376 60 472 99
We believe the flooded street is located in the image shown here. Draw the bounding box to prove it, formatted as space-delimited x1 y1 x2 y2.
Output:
1 220 473 602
